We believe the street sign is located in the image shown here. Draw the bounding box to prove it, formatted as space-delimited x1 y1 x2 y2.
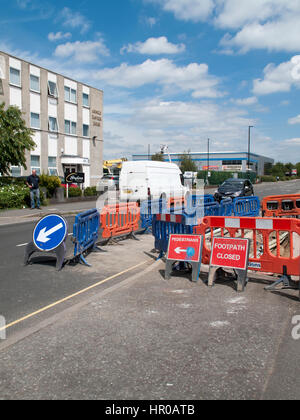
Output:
65 172 85 184
33 214 68 252
167 234 202 262
165 234 203 283
208 237 250 292
210 237 249 270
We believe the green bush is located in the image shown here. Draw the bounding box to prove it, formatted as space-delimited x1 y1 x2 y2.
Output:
39 174 61 198
197 171 257 185
0 176 26 187
84 186 97 197
260 175 276 182
0 184 45 209
67 187 82 197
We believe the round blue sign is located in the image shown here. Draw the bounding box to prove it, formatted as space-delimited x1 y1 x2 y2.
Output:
33 214 68 252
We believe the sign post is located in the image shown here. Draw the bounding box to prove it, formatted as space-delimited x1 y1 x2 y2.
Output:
165 234 203 283
208 237 250 292
24 214 68 271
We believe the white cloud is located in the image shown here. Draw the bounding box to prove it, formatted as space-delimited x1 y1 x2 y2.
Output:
121 36 185 55
288 115 300 125
48 32 72 42
253 56 300 95
92 58 222 98
148 0 215 22
54 39 109 63
284 138 300 145
59 7 91 34
232 96 258 106
146 17 157 27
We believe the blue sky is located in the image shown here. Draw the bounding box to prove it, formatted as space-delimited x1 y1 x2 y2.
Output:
1 0 300 162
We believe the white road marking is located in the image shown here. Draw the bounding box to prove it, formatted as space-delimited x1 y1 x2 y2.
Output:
16 243 28 247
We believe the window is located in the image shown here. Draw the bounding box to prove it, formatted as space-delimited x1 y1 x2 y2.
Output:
64 86 77 103
222 160 242 166
30 74 40 92
11 166 21 177
30 113 40 129
48 157 58 176
83 124 89 137
83 93 89 107
65 120 76 135
49 117 58 132
10 67 21 86
31 156 40 175
48 81 58 97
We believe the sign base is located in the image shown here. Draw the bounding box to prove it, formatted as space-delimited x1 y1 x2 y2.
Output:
24 241 67 271
208 266 248 292
165 260 201 283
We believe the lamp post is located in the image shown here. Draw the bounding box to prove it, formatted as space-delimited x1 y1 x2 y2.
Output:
248 126 254 175
207 138 210 185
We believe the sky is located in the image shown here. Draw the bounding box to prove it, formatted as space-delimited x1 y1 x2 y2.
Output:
0 0 300 162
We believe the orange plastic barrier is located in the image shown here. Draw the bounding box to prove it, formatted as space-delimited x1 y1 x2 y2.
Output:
100 202 140 239
168 196 185 208
194 216 300 277
262 194 300 218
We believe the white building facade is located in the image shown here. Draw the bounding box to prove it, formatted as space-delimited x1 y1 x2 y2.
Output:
0 51 103 187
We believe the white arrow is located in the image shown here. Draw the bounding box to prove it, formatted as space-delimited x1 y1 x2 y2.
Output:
37 223 64 243
175 247 187 255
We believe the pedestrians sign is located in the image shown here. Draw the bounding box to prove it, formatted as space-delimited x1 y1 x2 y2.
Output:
167 234 202 263
165 234 203 283
33 214 68 252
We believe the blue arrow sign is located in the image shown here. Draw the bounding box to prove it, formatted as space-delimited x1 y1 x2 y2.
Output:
33 214 68 252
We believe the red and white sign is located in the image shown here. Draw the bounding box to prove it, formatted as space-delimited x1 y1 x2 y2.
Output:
167 234 203 262
210 237 249 270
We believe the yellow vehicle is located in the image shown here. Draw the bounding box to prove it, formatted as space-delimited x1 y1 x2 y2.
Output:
103 158 127 175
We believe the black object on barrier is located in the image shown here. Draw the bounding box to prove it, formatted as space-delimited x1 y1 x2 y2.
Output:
24 214 68 271
72 208 105 267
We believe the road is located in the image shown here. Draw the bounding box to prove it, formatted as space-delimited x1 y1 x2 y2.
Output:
0 179 299 400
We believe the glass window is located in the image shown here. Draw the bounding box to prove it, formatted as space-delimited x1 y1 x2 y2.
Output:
71 121 77 135
83 93 89 107
30 113 40 129
10 68 21 86
65 120 70 134
64 86 77 103
48 81 58 97
11 166 21 177
83 124 89 137
49 117 58 132
31 155 40 175
48 157 57 176
30 75 40 92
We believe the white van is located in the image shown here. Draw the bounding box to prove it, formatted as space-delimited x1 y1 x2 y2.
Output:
119 161 189 202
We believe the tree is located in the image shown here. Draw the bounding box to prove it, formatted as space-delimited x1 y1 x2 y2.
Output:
0 103 35 175
151 152 165 162
179 151 198 173
271 162 286 178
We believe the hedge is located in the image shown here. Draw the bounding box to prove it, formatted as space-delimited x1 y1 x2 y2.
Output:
0 184 45 209
84 186 97 197
197 171 257 185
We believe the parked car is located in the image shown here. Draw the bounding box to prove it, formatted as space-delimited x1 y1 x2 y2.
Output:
119 160 189 203
214 178 254 202
96 174 119 193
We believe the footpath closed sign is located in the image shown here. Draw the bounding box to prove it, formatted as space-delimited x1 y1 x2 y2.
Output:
210 237 249 270
167 234 202 262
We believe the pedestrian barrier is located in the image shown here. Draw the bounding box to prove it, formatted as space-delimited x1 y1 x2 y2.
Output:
194 216 300 291
262 194 300 218
140 199 167 232
233 196 260 217
73 208 102 266
100 202 140 240
152 213 195 257
191 194 215 207
219 198 233 216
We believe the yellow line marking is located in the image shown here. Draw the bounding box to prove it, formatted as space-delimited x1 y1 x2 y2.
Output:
0 261 148 333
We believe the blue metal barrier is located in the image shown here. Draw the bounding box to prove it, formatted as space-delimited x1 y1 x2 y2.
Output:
233 196 260 217
73 208 101 266
140 199 167 232
191 194 215 207
219 198 233 216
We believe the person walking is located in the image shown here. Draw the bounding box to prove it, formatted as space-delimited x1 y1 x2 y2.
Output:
26 170 41 209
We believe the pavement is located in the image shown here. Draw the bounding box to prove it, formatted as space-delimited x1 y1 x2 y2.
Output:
0 233 299 400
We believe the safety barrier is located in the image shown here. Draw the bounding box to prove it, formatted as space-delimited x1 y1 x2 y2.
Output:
262 194 300 218
73 208 101 266
140 199 167 232
100 202 140 239
152 213 195 256
233 196 260 217
194 216 300 278
191 194 215 207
